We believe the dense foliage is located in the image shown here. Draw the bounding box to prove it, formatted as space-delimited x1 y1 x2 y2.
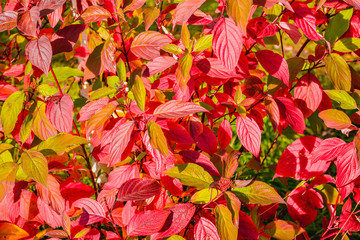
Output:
1 0 360 239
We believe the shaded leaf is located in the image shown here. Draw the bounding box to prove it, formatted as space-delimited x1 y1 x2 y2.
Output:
334 38 360 52
325 8 353 44
256 50 289 86
73 198 106 224
36 133 87 155
38 0 66 16
263 220 304 240
325 90 357 110
226 0 252 33
173 0 206 25
194 217 220 240
117 178 161 201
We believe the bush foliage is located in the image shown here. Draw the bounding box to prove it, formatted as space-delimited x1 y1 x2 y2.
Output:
1 0 360 239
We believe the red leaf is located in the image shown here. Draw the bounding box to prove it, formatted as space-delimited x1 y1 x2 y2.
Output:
287 186 323 227
73 198 106 225
3 64 25 77
195 124 218 155
339 199 360 232
236 116 261 157
265 96 280 132
157 120 194 144
275 136 330 180
278 22 302 43
218 119 232 149
103 165 139 190
17 7 40 37
37 197 62 228
101 37 116 74
180 150 220 177
25 35 52 76
255 50 289 86
60 178 95 202
294 72 323 118
109 121 135 167
160 175 183 197
275 97 306 134
127 210 171 236
153 100 208 119
131 31 172 60
311 138 347 163
173 0 206 25
45 94 74 133
335 142 360 187
0 11 17 32
294 6 323 41
194 217 220 240
78 98 109 122
38 0 66 16
51 24 86 55
237 211 259 240
213 18 243 70
144 56 177 77
151 203 196 239
0 81 18 101
196 58 244 79
117 178 161 202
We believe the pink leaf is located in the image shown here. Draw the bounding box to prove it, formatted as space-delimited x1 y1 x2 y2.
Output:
278 22 302 43
51 24 86 55
294 7 323 41
311 138 347 163
73 198 106 225
180 150 220 177
344 0 360 9
213 18 243 70
25 35 52 76
151 203 196 239
0 11 17 32
194 217 220 240
131 31 172 60
0 81 18 101
275 97 306 134
294 72 323 118
78 98 109 122
38 0 66 16
103 165 139 190
339 199 360 232
45 93 74 133
218 119 232 149
127 210 171 236
173 0 206 25
153 100 208 119
117 178 161 202
255 50 289 86
37 197 62 228
275 136 331 180
109 121 135 167
236 116 261 158
196 58 245 79
335 142 360 187
144 56 177 77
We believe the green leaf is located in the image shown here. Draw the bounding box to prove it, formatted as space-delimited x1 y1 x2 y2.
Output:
166 236 185 240
176 52 193 90
263 220 304 240
147 120 169 156
333 38 360 52
314 183 340 205
117 59 127 82
132 75 146 111
37 84 59 96
325 8 353 44
193 34 213 52
164 163 214 189
162 44 183 55
287 57 305 81
181 24 190 50
226 0 253 33
41 67 84 83
232 180 285 205
143 7 160 31
191 188 221 204
88 87 116 101
325 90 357 110
224 191 241 227
215 205 238 240
0 162 18 182
1 91 25 136
318 109 352 130
20 150 48 187
325 53 351 91
36 133 87 155
107 76 121 89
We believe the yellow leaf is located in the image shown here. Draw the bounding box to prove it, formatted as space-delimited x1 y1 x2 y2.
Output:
132 76 146 111
181 24 190 50
325 53 351 91
20 150 48 187
215 205 238 240
0 222 29 240
147 120 169 156
226 0 253 33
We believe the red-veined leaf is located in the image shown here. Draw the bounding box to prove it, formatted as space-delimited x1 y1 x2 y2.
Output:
0 81 18 101
117 178 161 202
335 142 360 187
339 199 360 232
101 36 116 74
294 6 323 41
278 22 302 43
294 72 323 118
213 18 243 70
318 109 352 130
103 165 139 190
37 197 62 228
78 98 109 122
275 136 331 180
0 11 17 32
173 0 206 25
151 203 196 239
255 50 289 86
124 0 146 12
196 58 245 79
38 0 66 16
343 0 360 10
32 101 58 140
25 35 52 76
80 5 111 24
131 31 172 60
36 174 65 214
144 56 177 77
45 93 73 133
153 100 208 119
265 96 280 132
194 217 220 240
17 7 40 37
73 198 106 225
311 138 347 163
218 119 232 149
236 116 261 157
127 210 171 236
109 121 135 167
